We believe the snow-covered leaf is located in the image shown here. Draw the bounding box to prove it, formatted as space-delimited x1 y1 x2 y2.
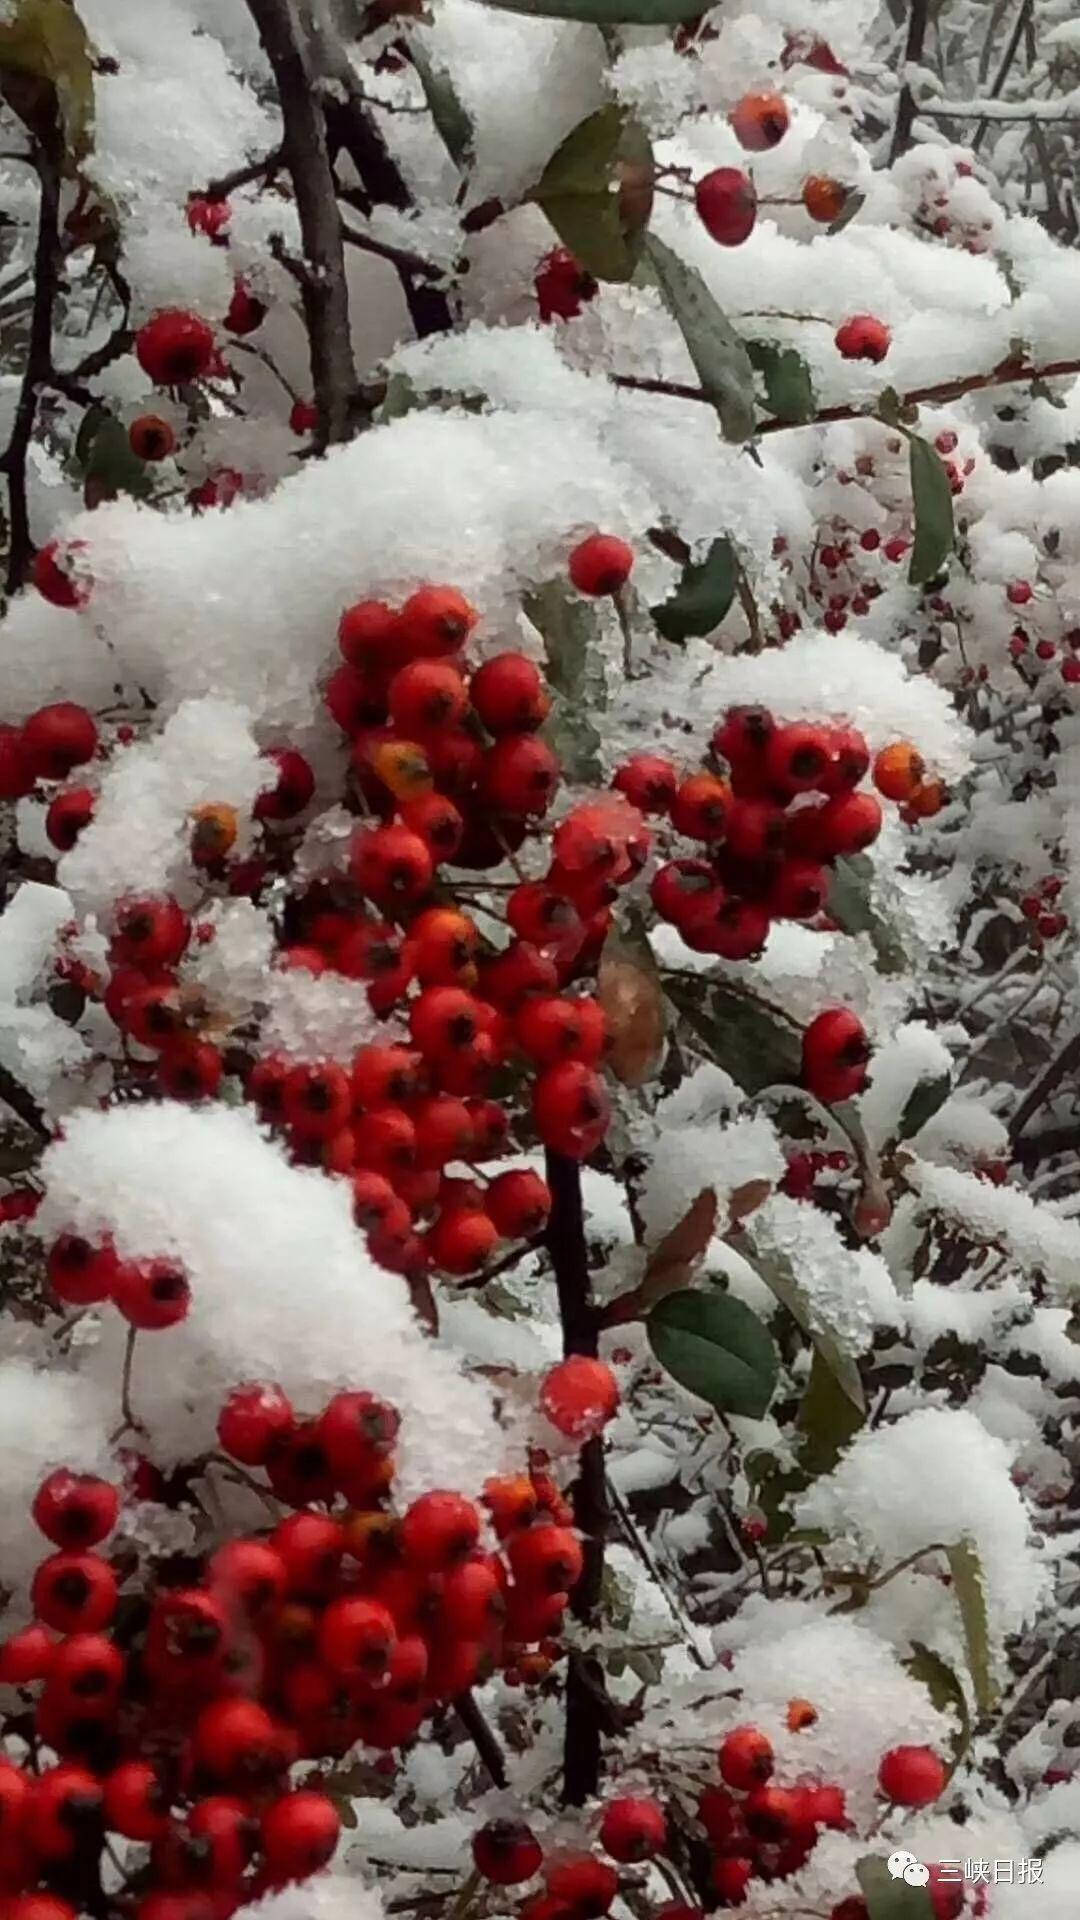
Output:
904 1641 971 1767
662 977 802 1092
0 0 94 171
827 856 907 975
947 1538 996 1717
856 1856 934 1919
897 1071 952 1142
639 235 756 443
598 911 666 1087
524 583 605 781
798 1349 865 1475
907 433 955 586
736 1232 866 1416
651 537 737 642
647 1289 778 1417
532 106 651 283
747 340 817 425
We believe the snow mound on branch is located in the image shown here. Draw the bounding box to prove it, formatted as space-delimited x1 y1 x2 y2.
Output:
905 1157 1080 1295
58 698 265 918
636 1113 784 1244
0 1362 115 1603
261 969 388 1065
39 1104 505 1499
744 1194 902 1356
798 1407 1047 1645
238 1877 384 1920
861 1022 953 1150
0 411 659 728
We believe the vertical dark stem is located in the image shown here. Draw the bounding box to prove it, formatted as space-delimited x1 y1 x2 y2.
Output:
2 131 61 595
889 0 931 162
244 0 356 449
545 1149 608 1805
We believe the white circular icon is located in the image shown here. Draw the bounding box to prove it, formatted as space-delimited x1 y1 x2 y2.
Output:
887 1851 930 1886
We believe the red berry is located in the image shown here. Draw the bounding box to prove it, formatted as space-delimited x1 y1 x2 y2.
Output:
926 1864 965 1920
158 1038 223 1101
193 1697 290 1785
32 1471 119 1550
486 1169 552 1238
412 1094 475 1169
261 1791 340 1882
471 653 550 733
318 1390 398 1482
533 1061 610 1159
129 414 176 461
508 882 581 946
569 533 634 596
389 659 468 733
208 1538 288 1619
649 858 714 924
402 791 464 858
400 585 477 658
718 1725 774 1790
283 1061 352 1140
729 91 789 150
113 895 190 967
599 1797 665 1863
254 748 316 821
352 1044 423 1109
410 986 485 1059
480 736 560 816
877 1744 947 1807
0 1624 56 1684
872 741 925 802
290 399 318 434
351 823 434 904
534 248 597 322
32 539 92 609
224 279 266 335
400 1491 480 1575
835 315 891 362
112 1257 191 1329
695 168 757 245
272 1513 346 1597
217 1382 295 1466
103 1762 168 1841
712 1856 753 1906
31 1553 117 1634
186 196 231 238
0 724 34 798
46 1234 119 1307
1006 579 1033 606
45 786 95 851
473 1820 543 1885
612 754 677 814
517 995 605 1067
338 598 402 672
540 1356 619 1440
319 1596 396 1682
508 1524 584 1592
25 1766 103 1859
136 310 215 385
22 704 97 780
765 722 831 795
354 1106 417 1177
768 859 829 920
671 773 731 840
544 1856 618 1916
679 893 770 960
802 1007 871 1103
814 790 883 857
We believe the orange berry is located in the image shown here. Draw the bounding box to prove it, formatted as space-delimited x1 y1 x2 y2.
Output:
872 741 925 802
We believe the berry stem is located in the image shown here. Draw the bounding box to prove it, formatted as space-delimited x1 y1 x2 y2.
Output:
112 1324 145 1441
544 1150 609 1805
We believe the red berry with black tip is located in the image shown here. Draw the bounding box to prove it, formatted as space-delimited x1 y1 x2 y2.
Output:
25 1766 104 1859
569 533 634 597
136 310 215 385
217 1381 295 1465
471 652 550 734
33 1471 119 1550
544 1856 618 1916
261 1791 340 1883
612 754 678 814
113 896 190 968
765 722 831 796
32 540 92 610
533 1061 610 1159
45 787 95 851
401 1490 481 1570
351 823 434 905
729 90 789 150
22 704 97 781
46 1234 119 1307
718 1725 774 1790
400 585 477 659
802 1007 871 1103
480 736 560 817
32 1553 117 1634
535 248 597 322
814 789 883 856
112 1257 190 1330
473 1821 543 1886
319 1596 396 1682
671 774 731 841
389 660 468 734
599 1796 666 1863
103 1762 168 1841
486 1169 552 1238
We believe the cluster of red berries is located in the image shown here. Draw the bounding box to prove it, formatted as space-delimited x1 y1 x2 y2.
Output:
469 1793 667 1910
0 1395 591 1920
629 703 888 963
46 1230 191 1331
0 702 98 808
1019 871 1067 945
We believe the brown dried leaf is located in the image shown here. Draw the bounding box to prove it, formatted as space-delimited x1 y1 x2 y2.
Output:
603 1187 719 1327
728 1177 772 1224
598 946 666 1087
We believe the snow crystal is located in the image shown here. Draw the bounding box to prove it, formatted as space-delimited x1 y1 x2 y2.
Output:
238 1876 384 1920
260 968 387 1065
861 1021 953 1151
637 1113 784 1244
905 1157 1080 1295
745 1193 902 1356
38 1103 505 1500
799 1407 1048 1645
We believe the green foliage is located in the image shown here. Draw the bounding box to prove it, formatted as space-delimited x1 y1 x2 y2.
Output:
639 235 756 442
648 1288 779 1417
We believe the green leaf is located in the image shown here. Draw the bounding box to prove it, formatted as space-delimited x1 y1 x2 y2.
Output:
76 407 153 502
377 372 422 423
651 537 737 642
532 106 651 284
855 1856 934 1920
523 582 605 782
639 234 756 443
733 1231 867 1420
904 1642 972 1768
662 976 802 1094
480 0 706 19
747 340 816 424
798 1349 866 1475
897 1071 952 1142
947 1538 996 1717
906 433 955 586
827 854 907 976
648 1289 778 1418
0 0 94 172
409 40 474 169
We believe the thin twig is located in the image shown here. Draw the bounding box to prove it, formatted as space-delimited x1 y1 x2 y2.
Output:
1 129 62 593
454 1690 508 1789
1008 1029 1080 1142
890 0 931 161
245 0 356 449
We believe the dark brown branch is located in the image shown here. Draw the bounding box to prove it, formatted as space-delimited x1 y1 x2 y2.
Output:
0 1061 49 1142
1011 1123 1080 1165
323 96 454 341
1 129 62 593
454 1689 507 1789
613 355 1080 435
890 0 931 162
545 1150 609 1806
1008 1030 1080 1142
205 146 285 200
973 0 1035 150
244 0 356 449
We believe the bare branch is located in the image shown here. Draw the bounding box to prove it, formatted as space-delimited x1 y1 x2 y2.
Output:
0 128 62 594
